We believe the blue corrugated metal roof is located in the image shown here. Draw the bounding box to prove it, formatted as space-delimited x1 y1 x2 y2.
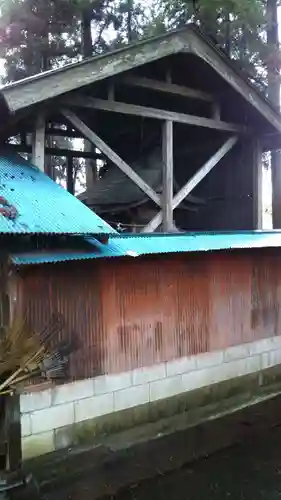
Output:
0 153 116 235
10 231 281 265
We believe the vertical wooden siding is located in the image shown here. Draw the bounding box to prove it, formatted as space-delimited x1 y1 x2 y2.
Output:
16 261 105 380
16 248 281 379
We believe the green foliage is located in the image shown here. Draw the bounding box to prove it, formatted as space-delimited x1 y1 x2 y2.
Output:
154 0 278 91
0 0 81 80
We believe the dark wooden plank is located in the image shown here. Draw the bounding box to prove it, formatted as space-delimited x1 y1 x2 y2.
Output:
4 143 102 160
5 393 22 471
119 75 214 102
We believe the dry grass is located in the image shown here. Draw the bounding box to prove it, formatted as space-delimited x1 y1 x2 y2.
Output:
0 311 67 393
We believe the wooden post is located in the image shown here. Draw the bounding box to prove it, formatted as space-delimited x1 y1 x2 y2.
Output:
84 140 96 189
5 393 22 471
67 156 74 195
162 120 173 232
32 112 46 172
253 138 263 229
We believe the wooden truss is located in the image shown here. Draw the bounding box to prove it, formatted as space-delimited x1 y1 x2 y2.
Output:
61 106 238 232
28 71 262 231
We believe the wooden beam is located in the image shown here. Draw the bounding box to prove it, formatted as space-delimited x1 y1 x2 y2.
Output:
46 128 84 139
162 120 173 231
17 121 133 144
5 143 101 160
119 75 214 102
252 138 263 229
61 108 161 206
62 95 248 133
32 112 46 171
142 136 238 233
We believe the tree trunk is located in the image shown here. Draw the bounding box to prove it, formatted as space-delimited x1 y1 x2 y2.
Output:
81 7 93 58
224 11 231 57
267 0 280 228
81 5 97 189
127 0 133 42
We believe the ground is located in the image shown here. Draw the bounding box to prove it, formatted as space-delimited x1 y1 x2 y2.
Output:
42 396 281 500
109 424 281 500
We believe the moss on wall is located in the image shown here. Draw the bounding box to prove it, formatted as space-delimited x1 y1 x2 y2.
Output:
23 364 281 462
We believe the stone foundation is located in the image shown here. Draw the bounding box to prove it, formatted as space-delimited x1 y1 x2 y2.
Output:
20 335 281 459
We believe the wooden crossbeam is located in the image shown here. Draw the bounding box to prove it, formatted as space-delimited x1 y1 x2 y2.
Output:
61 108 161 206
62 95 249 134
46 128 84 139
4 143 102 160
118 75 214 102
142 136 238 233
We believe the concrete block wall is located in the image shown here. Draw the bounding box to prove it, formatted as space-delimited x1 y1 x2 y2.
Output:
20 335 281 459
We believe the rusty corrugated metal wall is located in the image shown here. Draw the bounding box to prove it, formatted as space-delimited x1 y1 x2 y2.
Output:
14 248 281 380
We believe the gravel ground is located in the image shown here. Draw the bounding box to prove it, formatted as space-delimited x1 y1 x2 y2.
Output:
108 424 281 500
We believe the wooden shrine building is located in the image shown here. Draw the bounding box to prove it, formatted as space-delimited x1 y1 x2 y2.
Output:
0 24 281 232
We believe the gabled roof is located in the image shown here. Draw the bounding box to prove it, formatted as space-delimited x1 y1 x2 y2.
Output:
10 231 281 265
1 25 281 134
0 153 116 235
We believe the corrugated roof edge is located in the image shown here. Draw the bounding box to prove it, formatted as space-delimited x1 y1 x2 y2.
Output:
10 230 281 266
10 252 119 266
1 231 112 236
109 229 281 238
